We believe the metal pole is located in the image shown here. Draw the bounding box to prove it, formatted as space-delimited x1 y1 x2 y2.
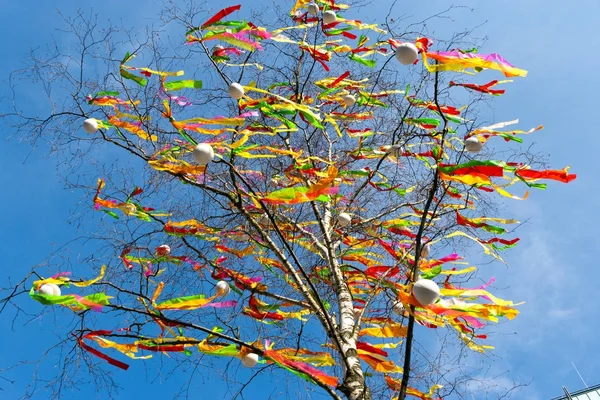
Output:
562 386 573 400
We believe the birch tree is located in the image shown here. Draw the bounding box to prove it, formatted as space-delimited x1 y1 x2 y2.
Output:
0 1 576 399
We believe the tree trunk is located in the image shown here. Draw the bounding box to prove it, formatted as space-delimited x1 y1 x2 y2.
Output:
338 324 372 400
319 206 371 400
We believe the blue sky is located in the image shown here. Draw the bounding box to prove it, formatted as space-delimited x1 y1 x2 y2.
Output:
0 1 597 399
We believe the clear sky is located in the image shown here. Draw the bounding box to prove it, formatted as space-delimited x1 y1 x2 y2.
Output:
0 1 597 399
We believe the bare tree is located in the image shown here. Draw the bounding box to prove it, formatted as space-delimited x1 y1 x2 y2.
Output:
0 1 575 399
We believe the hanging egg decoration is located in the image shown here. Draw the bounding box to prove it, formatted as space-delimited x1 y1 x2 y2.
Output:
412 279 440 306
389 144 404 158
228 82 245 99
395 43 419 65
341 94 356 107
337 212 352 227
307 2 319 15
322 10 337 25
464 136 483 153
119 203 137 215
155 245 171 256
420 242 431 259
215 280 231 297
193 143 215 165
38 283 61 297
392 301 405 316
212 45 225 56
83 118 99 134
241 353 259 368
257 213 271 227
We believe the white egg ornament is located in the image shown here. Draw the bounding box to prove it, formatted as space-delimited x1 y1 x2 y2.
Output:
228 82 245 100
392 301 405 316
212 45 225 57
341 94 356 107
241 353 259 368
155 245 171 257
38 283 61 297
420 242 431 259
193 143 215 165
464 136 483 153
389 145 404 158
307 2 319 15
322 10 337 25
120 203 138 215
257 213 271 227
215 280 231 297
412 279 440 306
337 212 352 227
83 118 99 134
395 43 419 65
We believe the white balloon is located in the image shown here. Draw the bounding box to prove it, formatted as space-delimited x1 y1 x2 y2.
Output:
241 353 259 368
216 280 231 297
464 136 483 153
228 82 245 99
83 118 98 134
389 145 404 158
322 10 337 25
341 94 356 107
337 212 352 227
395 43 419 65
420 242 431 259
412 279 440 306
193 143 215 165
38 283 61 297
307 2 319 15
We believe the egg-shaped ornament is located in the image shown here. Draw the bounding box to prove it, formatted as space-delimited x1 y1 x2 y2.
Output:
322 10 337 25
464 136 483 153
38 283 61 297
420 242 431 259
193 143 215 165
215 280 231 297
257 213 271 227
337 212 352 227
389 144 404 158
155 245 171 257
241 353 259 368
228 82 245 100
341 94 356 107
212 45 225 56
307 2 319 15
392 301 405 316
412 279 440 306
120 203 138 215
83 118 99 134
395 43 419 65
